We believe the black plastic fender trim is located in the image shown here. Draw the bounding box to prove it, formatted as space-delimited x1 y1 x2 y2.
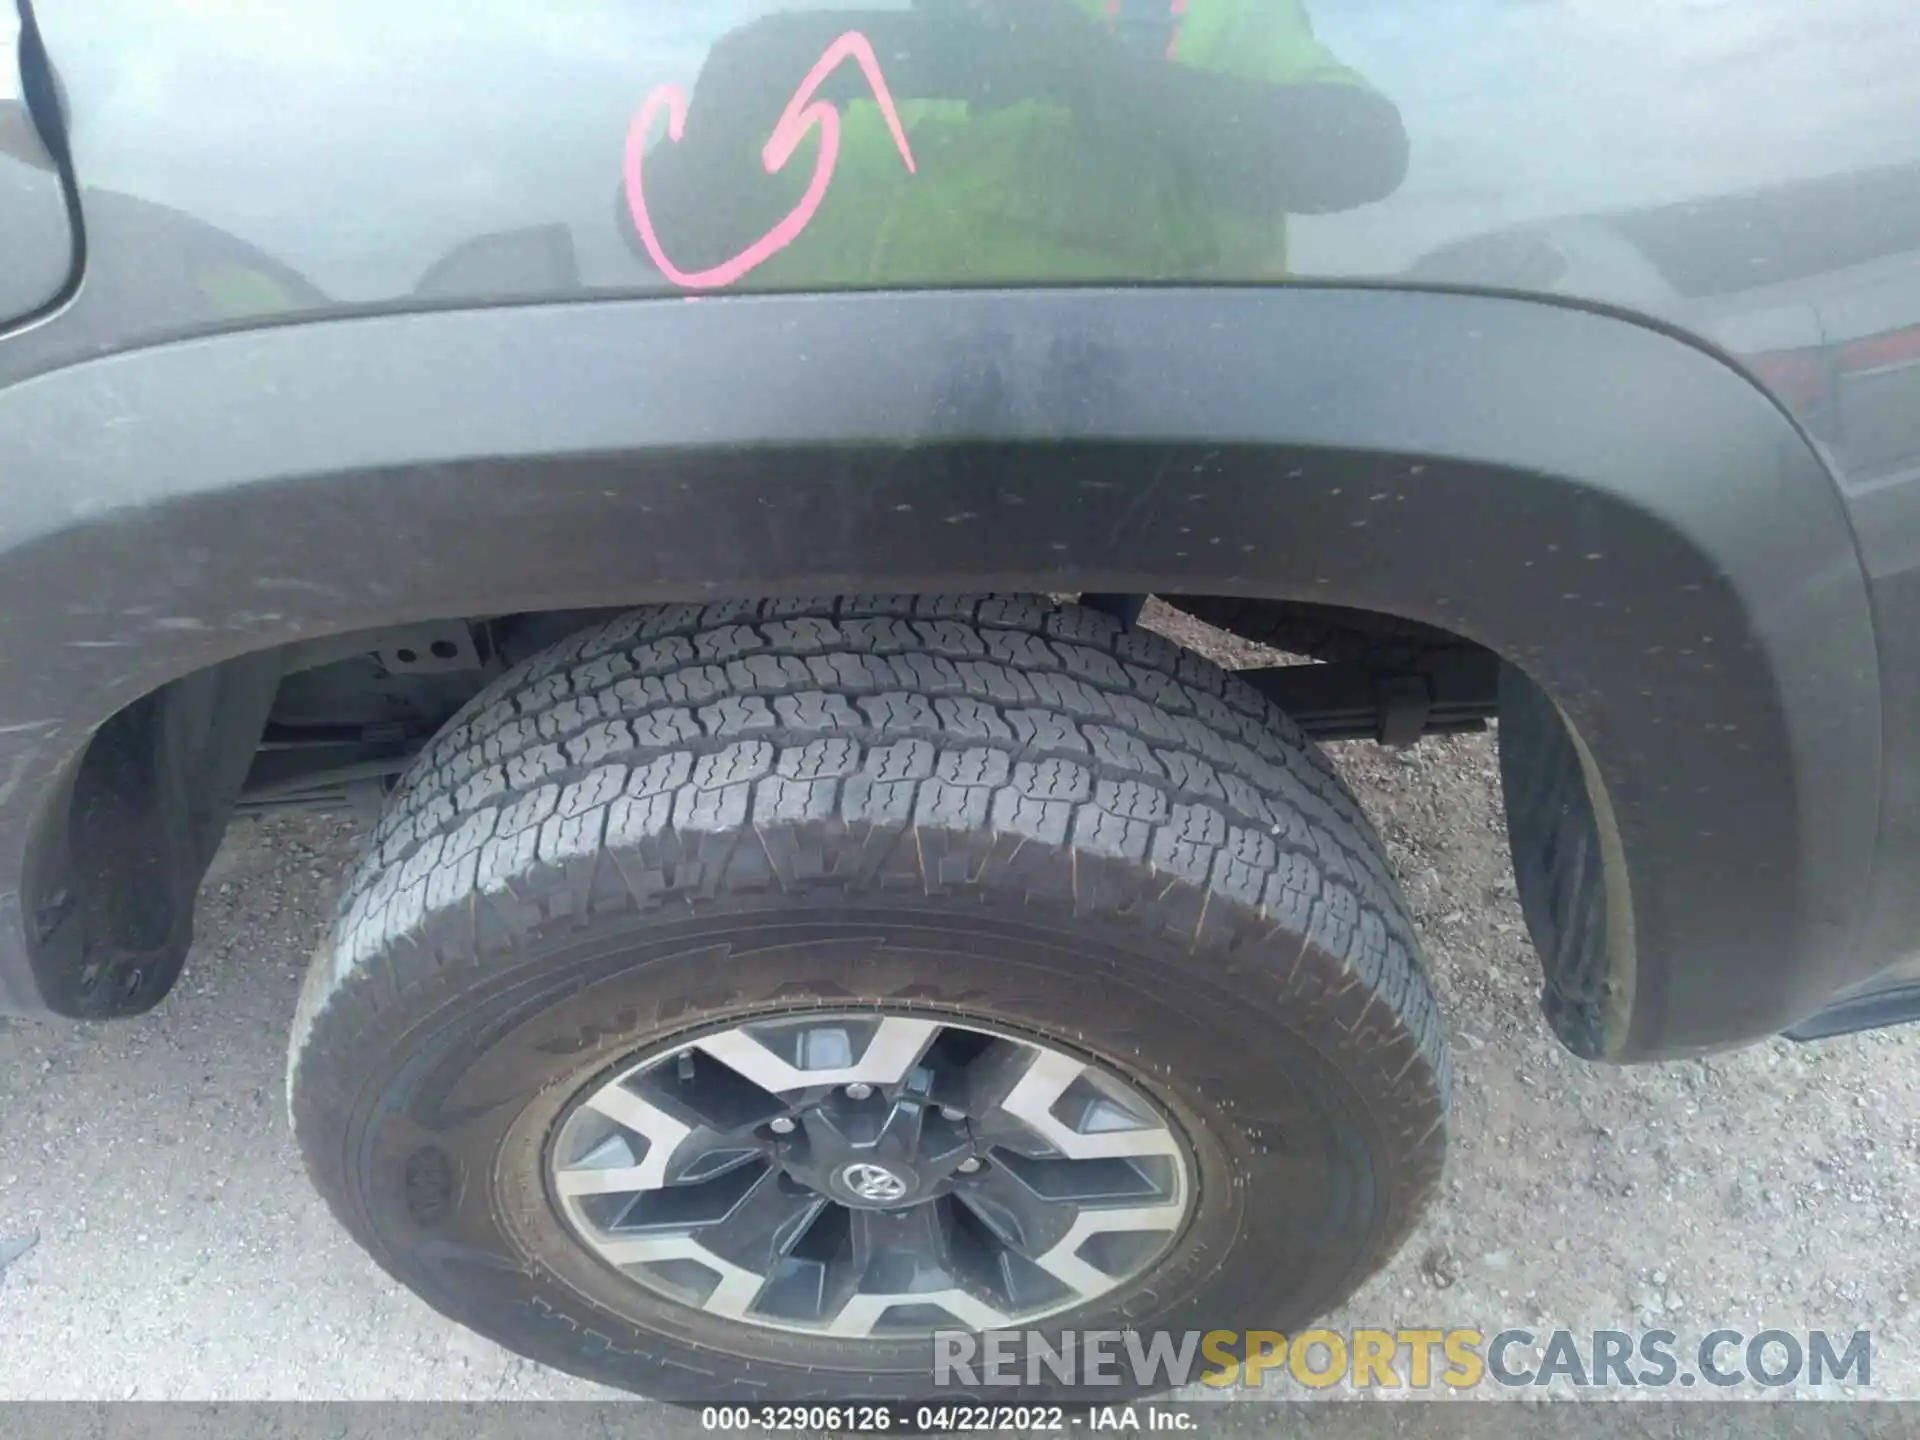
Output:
0 286 1881 1057
1786 983 1920 1042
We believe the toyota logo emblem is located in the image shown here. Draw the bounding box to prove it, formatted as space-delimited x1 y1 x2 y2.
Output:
838 1162 910 1204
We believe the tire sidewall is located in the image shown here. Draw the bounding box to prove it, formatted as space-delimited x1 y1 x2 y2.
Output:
302 886 1399 1401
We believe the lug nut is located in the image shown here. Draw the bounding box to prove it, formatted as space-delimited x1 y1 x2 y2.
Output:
844 1082 873 1100
956 1156 982 1173
939 1105 966 1122
769 1117 795 1135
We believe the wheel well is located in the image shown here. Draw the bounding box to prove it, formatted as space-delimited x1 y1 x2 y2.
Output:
1168 594 1629 1055
24 649 281 1016
232 594 1501 816
28 607 629 1016
1160 594 1462 667
1494 664 1630 1059
33 592 1514 1020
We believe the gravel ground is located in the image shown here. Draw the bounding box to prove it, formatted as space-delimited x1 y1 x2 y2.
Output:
0 603 1916 1403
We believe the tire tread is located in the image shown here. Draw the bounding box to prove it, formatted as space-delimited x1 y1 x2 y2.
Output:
289 595 1450 1375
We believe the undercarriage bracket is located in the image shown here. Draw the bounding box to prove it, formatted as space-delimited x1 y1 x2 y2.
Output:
1240 649 1500 746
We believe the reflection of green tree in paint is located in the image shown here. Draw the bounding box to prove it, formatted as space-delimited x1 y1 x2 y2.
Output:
45 189 327 348
641 0 1405 287
196 263 302 319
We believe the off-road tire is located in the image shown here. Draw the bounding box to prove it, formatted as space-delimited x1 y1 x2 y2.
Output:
288 594 1449 1400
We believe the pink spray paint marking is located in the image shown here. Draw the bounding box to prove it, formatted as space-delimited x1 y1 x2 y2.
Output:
625 31 917 291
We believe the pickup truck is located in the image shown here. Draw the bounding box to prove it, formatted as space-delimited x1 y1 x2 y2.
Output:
2 0 1917 1403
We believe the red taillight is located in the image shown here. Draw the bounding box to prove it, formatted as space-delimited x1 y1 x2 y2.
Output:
1838 325 1920 376
1747 348 1834 412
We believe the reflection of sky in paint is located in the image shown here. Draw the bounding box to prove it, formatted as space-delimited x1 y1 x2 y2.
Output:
1295 0 1920 269
37 0 1920 294
46 0 898 296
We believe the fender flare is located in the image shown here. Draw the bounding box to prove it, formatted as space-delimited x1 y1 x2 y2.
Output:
0 286 1881 1057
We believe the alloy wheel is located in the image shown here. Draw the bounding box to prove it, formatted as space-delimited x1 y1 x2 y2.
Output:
547 1011 1193 1337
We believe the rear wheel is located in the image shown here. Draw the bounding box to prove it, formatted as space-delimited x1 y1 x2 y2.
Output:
288 594 1448 1400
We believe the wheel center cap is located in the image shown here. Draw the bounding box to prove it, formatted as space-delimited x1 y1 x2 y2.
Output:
836 1161 912 1206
